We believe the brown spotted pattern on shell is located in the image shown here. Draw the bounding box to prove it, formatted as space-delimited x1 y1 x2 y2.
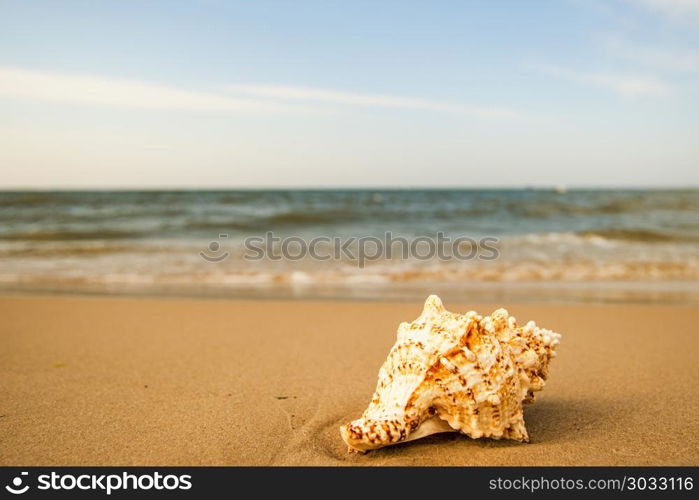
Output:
340 295 561 452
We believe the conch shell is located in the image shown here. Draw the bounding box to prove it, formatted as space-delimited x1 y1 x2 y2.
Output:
340 295 561 452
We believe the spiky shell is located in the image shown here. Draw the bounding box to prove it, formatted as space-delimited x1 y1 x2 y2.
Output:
340 295 561 452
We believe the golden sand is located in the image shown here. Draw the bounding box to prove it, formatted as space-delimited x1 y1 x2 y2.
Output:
1 295 697 465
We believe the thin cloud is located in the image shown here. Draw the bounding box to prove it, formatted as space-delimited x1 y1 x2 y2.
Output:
534 64 671 97
0 67 313 114
225 84 521 119
0 67 521 120
627 0 699 23
605 38 699 73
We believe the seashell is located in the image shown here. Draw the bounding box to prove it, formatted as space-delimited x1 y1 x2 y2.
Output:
340 295 561 452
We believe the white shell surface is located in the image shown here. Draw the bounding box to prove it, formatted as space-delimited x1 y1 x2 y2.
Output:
340 295 561 452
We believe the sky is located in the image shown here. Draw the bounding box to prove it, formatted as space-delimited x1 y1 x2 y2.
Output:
0 0 698 188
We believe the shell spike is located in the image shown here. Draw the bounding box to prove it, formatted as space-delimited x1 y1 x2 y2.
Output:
420 294 445 318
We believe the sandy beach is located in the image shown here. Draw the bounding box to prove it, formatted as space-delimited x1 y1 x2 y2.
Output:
1 294 697 466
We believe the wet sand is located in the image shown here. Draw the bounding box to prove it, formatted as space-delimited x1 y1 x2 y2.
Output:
1 294 697 465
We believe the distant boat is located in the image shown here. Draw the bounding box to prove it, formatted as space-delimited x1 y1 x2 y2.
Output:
554 185 568 194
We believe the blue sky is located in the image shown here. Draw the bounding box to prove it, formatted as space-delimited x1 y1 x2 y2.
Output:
1 0 697 188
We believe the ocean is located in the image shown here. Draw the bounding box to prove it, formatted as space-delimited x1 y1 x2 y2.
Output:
1 189 698 303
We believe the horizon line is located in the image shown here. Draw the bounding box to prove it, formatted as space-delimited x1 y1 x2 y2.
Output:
0 185 697 191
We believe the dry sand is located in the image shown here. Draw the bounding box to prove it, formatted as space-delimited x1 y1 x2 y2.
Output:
1 294 697 466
